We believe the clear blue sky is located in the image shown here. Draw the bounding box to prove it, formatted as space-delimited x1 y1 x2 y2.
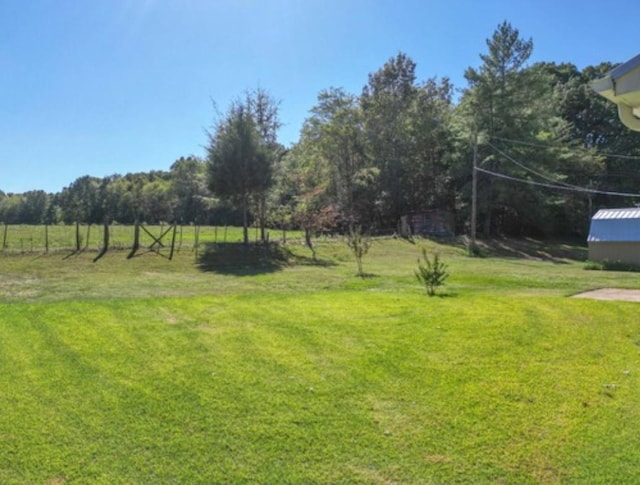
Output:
1 0 639 194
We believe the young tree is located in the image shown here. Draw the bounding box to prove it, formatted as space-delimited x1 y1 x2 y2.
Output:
415 248 449 296
347 224 372 277
206 101 271 244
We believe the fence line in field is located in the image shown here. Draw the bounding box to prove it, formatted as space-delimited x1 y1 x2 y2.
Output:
0 223 307 255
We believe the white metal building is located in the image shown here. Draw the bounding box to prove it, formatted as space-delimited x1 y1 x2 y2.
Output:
588 208 640 264
593 53 640 131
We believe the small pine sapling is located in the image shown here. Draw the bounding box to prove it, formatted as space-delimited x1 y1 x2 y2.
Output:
415 248 449 296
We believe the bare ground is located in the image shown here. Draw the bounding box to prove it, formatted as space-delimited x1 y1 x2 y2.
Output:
573 288 640 302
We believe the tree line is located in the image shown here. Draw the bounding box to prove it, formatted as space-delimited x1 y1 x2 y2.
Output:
2 21 639 240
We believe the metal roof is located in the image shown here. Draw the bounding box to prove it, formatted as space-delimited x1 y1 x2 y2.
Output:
589 208 640 242
611 53 640 80
592 208 640 220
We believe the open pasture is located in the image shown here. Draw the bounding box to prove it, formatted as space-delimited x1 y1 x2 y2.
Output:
1 237 640 483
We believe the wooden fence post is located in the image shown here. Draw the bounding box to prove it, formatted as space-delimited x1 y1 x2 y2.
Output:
85 224 91 250
194 225 200 258
75 222 81 252
94 222 110 262
169 224 177 260
127 221 140 259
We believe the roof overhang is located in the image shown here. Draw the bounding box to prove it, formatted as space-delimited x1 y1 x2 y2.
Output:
592 53 640 131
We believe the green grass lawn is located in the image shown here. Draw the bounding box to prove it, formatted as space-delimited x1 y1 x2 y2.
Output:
1 236 640 483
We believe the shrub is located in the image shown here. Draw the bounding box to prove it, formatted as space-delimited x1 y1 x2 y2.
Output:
415 248 449 296
347 225 372 277
585 259 640 272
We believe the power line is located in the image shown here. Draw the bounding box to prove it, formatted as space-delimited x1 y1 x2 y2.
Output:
475 166 640 198
487 141 640 197
490 135 640 160
487 142 579 189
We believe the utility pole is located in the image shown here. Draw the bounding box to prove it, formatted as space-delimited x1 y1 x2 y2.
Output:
471 131 478 246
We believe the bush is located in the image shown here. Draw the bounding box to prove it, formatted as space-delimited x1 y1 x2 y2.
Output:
463 236 486 258
584 259 640 272
415 248 449 296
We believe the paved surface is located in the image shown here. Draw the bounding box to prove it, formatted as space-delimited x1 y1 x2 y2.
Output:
573 288 640 302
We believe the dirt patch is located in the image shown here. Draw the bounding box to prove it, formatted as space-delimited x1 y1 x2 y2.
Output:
573 288 640 302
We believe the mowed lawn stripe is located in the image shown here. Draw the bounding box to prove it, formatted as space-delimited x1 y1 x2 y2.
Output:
1 292 639 483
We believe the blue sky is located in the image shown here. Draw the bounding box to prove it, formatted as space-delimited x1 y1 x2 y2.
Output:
1 0 639 194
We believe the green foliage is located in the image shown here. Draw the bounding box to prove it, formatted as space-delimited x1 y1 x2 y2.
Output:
4 29 640 241
415 247 449 295
302 87 366 222
346 224 372 277
206 100 273 244
169 156 213 224
465 239 486 258
361 53 454 225
273 142 339 260
584 259 640 272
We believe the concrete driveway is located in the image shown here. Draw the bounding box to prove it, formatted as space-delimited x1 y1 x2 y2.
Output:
573 288 640 302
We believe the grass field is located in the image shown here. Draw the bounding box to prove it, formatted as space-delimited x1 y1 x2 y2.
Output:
1 236 640 483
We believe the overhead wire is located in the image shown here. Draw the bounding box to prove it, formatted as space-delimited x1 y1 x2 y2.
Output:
487 141 580 189
479 144 640 198
490 135 640 160
475 167 640 197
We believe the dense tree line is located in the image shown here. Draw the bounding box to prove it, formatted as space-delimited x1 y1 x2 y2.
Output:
2 22 639 239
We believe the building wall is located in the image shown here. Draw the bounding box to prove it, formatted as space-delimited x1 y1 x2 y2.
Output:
588 242 640 265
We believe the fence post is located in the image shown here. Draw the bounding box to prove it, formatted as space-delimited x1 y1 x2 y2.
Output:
85 224 91 250
75 222 81 252
94 222 110 262
127 221 140 259
169 224 177 260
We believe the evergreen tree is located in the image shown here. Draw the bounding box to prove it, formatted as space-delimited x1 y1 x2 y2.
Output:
206 100 271 244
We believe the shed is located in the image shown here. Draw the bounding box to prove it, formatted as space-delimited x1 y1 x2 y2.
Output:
399 210 455 238
588 208 640 264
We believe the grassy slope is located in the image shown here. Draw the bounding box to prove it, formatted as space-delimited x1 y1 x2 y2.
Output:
1 238 640 483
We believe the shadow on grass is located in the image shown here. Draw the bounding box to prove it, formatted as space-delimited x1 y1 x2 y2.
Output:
428 291 458 298
289 253 338 268
196 242 292 276
448 236 587 264
355 273 378 279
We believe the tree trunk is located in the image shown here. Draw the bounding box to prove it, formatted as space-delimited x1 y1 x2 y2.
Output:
259 194 266 242
304 227 316 260
242 196 249 245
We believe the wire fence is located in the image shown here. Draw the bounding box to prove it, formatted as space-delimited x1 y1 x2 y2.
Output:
0 224 307 255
